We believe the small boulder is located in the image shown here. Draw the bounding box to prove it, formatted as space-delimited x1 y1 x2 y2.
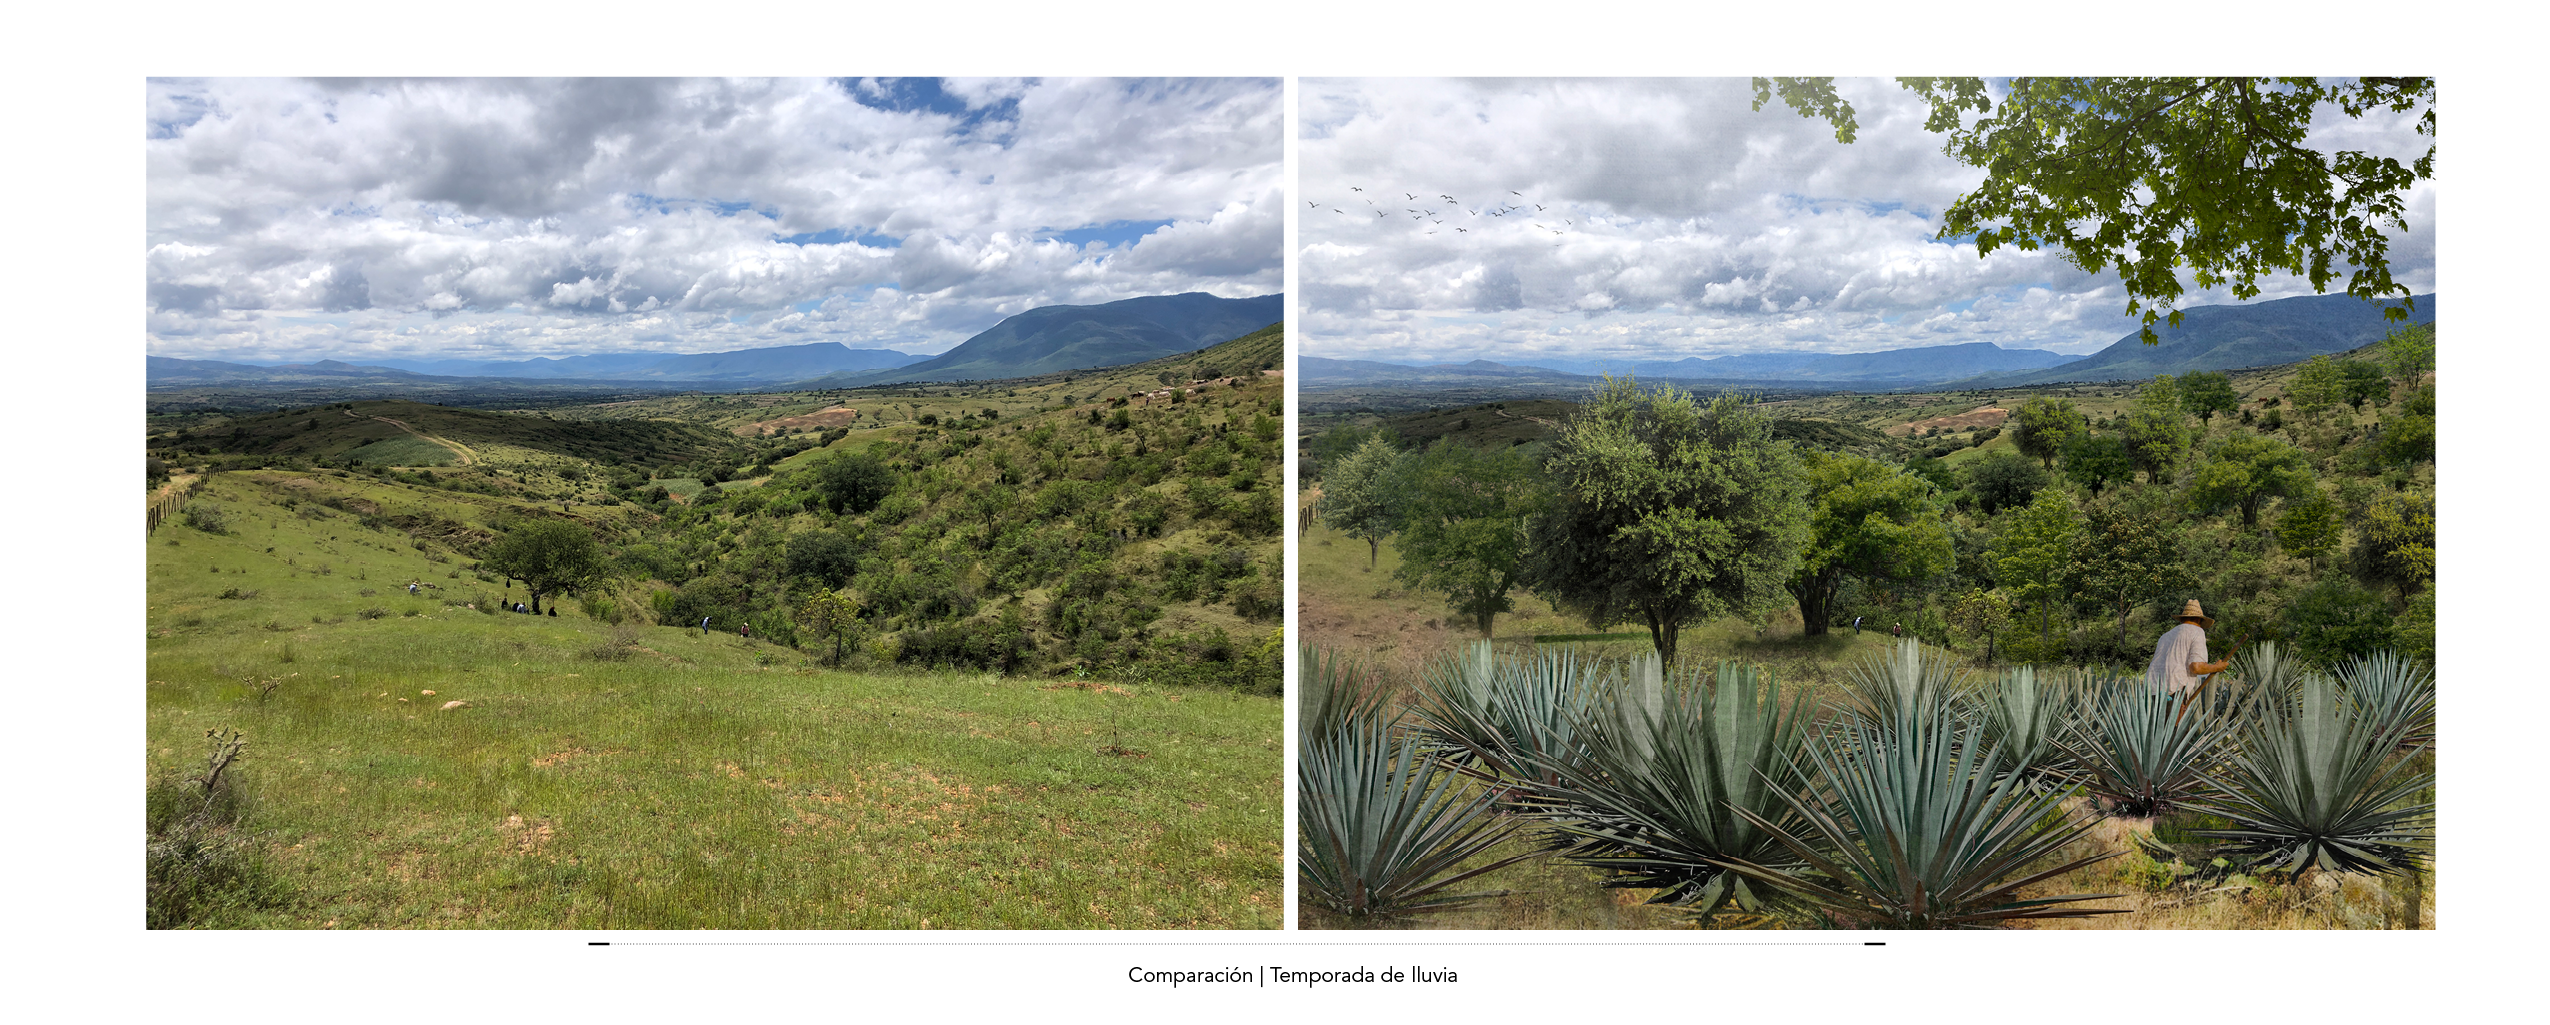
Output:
440 700 470 711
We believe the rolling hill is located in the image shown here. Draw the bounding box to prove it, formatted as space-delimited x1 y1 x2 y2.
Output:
810 292 1283 387
1944 291 2437 387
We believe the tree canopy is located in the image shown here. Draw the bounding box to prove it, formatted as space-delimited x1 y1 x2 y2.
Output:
1526 380 1808 665
1323 435 1408 569
1784 451 1954 636
1756 77 2432 344
814 452 896 516
2183 430 2315 527
1390 441 1547 639
481 518 603 615
2008 397 2085 470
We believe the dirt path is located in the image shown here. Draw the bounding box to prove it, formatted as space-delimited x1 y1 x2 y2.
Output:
342 409 477 465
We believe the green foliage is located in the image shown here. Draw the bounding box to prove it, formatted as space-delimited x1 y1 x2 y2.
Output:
1786 451 1953 635
2339 360 2389 411
1870 77 2430 344
148 728 289 928
1526 382 1810 666
1391 441 1546 638
784 529 861 588
795 588 864 667
2284 573 2398 668
1991 489 2080 650
2380 322 2435 389
182 504 230 535
2349 491 2434 596
1964 449 2047 515
2275 487 2344 567
2183 430 2313 527
2060 431 2134 496
2179 371 2238 422
2008 396 2085 469
2123 375 2192 483
2073 485 2194 651
480 518 602 615
2287 355 2343 419
814 452 896 516
1322 436 1408 569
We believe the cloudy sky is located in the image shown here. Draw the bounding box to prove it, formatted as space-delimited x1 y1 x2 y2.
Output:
1298 78 2436 366
146 77 1283 363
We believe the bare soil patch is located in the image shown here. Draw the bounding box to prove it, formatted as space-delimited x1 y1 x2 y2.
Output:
1886 405 2009 437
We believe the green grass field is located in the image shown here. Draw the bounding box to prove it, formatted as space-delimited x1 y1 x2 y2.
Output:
147 472 1280 928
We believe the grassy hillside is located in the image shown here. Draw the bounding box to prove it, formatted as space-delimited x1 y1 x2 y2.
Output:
146 469 1279 928
148 399 739 470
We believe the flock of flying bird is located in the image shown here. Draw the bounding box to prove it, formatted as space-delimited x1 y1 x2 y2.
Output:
1306 186 1575 244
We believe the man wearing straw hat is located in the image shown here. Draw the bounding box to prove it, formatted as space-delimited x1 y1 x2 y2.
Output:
2147 598 2233 693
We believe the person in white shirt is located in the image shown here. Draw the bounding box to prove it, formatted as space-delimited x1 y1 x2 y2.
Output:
2146 599 2232 693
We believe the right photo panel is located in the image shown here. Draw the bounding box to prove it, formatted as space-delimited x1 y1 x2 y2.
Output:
1294 77 2436 930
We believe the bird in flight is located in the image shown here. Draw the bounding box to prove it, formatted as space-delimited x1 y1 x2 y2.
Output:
1307 201 1322 209
1455 227 1469 233
1535 204 1546 211
1405 193 1417 200
1510 190 1523 197
1350 186 1364 192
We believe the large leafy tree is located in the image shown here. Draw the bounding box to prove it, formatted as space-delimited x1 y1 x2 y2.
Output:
1784 452 1953 636
1391 441 1547 639
1966 449 2048 515
2008 396 2085 470
2182 430 2315 527
1990 488 2080 651
1324 435 1409 569
815 451 896 516
2179 371 2239 423
1756 77 2432 344
1527 381 1809 666
2122 375 2192 483
2061 432 2134 496
2072 486 2193 650
481 518 603 615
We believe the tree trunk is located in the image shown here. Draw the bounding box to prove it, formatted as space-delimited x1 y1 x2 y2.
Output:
1645 609 1678 668
1367 537 1379 569
529 590 543 615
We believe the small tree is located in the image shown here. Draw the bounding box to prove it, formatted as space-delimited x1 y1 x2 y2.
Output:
1323 436 1408 570
1391 441 1546 638
1990 488 2080 652
2008 396 2085 469
1948 587 2013 663
2380 322 2436 392
796 589 864 667
1966 450 2048 515
481 519 602 615
2061 432 2134 497
2123 374 2192 483
2182 431 2314 528
2073 486 2193 650
2340 360 2390 412
1786 451 1953 636
2277 487 2344 571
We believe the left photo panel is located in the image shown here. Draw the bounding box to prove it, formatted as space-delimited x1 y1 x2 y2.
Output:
144 77 1287 929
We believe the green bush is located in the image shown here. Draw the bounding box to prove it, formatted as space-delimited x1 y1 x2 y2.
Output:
147 729 288 928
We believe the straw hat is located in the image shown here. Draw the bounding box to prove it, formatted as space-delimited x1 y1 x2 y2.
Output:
2176 599 2214 629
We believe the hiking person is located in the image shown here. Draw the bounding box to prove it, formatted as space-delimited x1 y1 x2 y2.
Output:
2147 599 2233 694
740 623 750 640
1852 616 1863 635
701 616 711 634
1892 622 1902 638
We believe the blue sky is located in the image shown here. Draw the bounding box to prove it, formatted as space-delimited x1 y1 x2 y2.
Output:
146 78 1283 363
1297 78 2435 366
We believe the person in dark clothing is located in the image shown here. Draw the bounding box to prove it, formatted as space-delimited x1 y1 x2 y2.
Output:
547 607 556 617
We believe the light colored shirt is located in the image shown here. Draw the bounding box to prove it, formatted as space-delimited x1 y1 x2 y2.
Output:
2145 622 2212 693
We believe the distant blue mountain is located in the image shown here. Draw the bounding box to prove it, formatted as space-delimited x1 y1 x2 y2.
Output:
1942 291 2438 387
814 292 1284 386
232 342 930 385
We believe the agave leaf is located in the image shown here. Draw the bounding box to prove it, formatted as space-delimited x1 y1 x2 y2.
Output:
1298 642 1389 747
1405 642 1603 786
1975 664 2083 789
2334 650 2435 748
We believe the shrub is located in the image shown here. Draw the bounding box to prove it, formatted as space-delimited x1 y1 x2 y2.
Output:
356 607 389 620
182 505 230 535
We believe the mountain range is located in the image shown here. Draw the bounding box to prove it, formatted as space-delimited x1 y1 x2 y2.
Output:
148 292 1283 392
1303 291 2436 393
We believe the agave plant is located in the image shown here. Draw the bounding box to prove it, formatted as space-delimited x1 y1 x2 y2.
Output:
1514 659 1818 915
1404 642 1604 786
2060 675 2233 816
1298 642 1388 747
1297 702 1537 917
2334 650 2435 748
1972 664 2082 789
2187 670 2434 876
1833 638 1968 735
1716 702 2125 928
